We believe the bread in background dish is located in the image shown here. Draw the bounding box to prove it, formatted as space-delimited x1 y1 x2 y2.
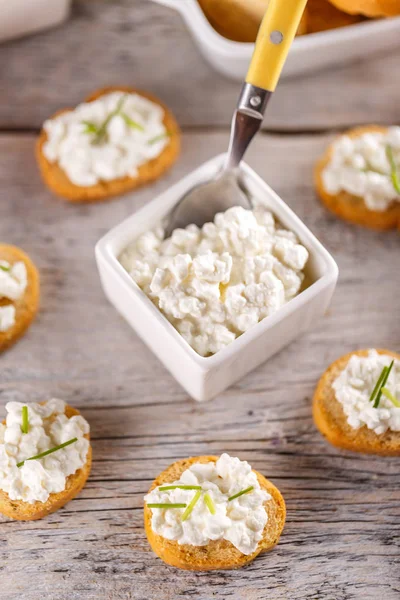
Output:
36 86 180 203
328 0 400 17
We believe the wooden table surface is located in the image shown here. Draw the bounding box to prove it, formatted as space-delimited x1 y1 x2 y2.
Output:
1 2 399 599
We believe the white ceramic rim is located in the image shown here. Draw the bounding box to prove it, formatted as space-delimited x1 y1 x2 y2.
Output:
151 0 400 57
96 155 338 371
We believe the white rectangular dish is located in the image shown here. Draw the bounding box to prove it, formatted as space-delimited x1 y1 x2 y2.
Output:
151 0 400 80
0 0 71 43
95 155 338 402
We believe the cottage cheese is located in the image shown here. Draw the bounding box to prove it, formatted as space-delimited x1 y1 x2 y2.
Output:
322 127 400 211
145 453 271 555
0 305 16 332
0 260 27 301
43 91 169 187
0 399 90 503
332 350 400 435
120 206 309 356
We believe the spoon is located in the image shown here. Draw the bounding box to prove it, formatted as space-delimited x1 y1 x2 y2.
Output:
164 0 308 238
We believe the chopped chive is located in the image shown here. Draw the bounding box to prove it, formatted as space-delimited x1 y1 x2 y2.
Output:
386 145 400 194
21 406 29 434
381 387 400 408
369 366 388 404
81 120 99 135
228 486 254 502
181 490 202 521
148 132 171 145
91 94 128 145
374 360 394 408
17 437 78 468
147 503 187 509
0 264 11 272
159 485 202 491
203 492 216 515
121 112 144 131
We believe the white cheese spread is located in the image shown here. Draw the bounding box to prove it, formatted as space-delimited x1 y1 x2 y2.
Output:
322 127 400 211
0 260 27 301
120 206 309 356
0 399 90 503
332 349 400 435
144 453 271 555
0 305 16 332
43 91 169 187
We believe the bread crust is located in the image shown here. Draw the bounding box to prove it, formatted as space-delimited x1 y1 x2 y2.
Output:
307 0 364 33
328 0 400 17
144 455 286 571
0 244 40 353
36 86 180 203
314 125 400 230
0 405 92 520
313 349 400 456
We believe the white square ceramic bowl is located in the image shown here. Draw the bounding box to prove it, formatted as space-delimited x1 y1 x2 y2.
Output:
0 0 71 43
95 155 338 402
151 0 400 80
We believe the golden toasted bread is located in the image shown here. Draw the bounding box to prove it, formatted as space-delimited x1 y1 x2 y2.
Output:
0 405 91 521
328 0 400 17
313 349 400 456
198 0 307 43
144 455 286 571
0 244 40 353
36 86 180 203
314 126 400 230
307 0 364 33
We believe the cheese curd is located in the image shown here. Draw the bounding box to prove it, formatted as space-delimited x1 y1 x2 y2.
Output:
322 127 400 211
120 206 309 357
0 260 27 301
0 399 90 503
333 350 400 435
43 91 169 187
0 305 16 332
145 453 271 555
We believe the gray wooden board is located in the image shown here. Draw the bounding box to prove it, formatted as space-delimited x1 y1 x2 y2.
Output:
0 130 399 599
1 0 400 132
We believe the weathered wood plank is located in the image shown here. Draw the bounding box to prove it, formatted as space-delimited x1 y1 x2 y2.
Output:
1 0 400 132
0 132 399 600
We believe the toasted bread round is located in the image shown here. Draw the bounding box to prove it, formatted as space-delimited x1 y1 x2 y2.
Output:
144 455 286 571
0 244 40 353
36 86 181 203
198 0 307 42
313 349 400 456
327 0 400 17
307 0 364 33
314 126 400 230
0 405 91 520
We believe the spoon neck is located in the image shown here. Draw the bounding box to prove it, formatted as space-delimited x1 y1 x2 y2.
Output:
224 83 272 172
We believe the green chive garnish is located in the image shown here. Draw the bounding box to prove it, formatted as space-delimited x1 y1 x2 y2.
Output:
381 387 400 408
159 485 202 492
386 145 400 194
83 94 128 145
21 406 29 434
372 360 394 408
0 264 11 272
369 366 389 405
203 492 216 515
147 503 187 509
181 490 202 521
121 113 144 131
81 120 99 135
148 132 171 145
17 437 78 468
228 486 254 502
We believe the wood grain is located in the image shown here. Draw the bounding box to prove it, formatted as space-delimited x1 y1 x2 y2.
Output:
0 130 399 599
1 0 400 132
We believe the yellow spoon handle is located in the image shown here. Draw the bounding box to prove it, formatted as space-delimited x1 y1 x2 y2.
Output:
246 0 308 92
